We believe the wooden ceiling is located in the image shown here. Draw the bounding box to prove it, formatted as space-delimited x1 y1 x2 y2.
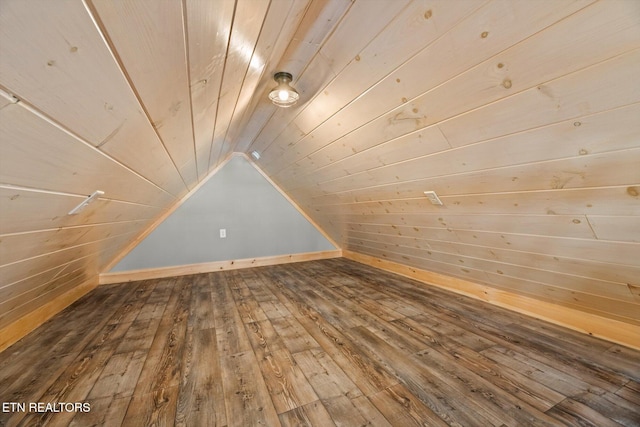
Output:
1 0 639 335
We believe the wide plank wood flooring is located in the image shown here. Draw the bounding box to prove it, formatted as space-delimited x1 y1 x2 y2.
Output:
1 258 639 426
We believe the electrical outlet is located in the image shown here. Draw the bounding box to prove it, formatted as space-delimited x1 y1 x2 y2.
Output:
219 228 226 238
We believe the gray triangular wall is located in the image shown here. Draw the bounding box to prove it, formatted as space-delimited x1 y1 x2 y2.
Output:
110 155 336 272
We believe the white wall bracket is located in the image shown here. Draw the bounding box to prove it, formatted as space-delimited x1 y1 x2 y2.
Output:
0 88 20 104
424 190 443 206
68 190 104 215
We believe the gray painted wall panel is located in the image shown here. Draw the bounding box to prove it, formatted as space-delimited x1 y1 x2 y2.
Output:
111 156 335 271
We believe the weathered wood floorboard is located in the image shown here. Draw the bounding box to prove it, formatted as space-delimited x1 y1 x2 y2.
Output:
0 258 638 426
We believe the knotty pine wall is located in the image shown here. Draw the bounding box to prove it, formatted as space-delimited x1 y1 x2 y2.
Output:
243 0 640 339
1 0 639 350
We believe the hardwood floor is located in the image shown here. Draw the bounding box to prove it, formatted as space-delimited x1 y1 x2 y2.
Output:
1 258 639 426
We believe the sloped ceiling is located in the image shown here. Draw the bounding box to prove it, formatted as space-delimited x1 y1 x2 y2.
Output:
1 0 639 332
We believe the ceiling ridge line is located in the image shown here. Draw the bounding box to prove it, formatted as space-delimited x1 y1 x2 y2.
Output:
179 0 200 182
241 0 316 153
82 0 190 192
256 0 496 169
215 0 275 163
204 0 238 173
244 0 358 155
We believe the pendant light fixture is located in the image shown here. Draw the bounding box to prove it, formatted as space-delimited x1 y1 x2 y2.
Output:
268 71 299 107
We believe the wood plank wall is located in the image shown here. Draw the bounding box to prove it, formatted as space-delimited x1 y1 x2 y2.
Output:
1 0 639 350
0 0 321 342
243 0 640 330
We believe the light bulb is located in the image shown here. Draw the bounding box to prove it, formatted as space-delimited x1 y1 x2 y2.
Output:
269 72 298 107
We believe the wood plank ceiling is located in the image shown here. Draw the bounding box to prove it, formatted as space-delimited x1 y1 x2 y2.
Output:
1 0 639 336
